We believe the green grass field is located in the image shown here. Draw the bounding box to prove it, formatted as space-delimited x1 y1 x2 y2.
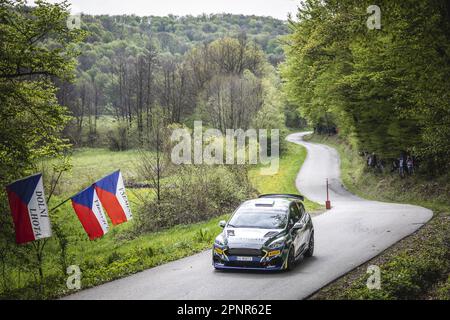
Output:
44 148 144 196
248 142 323 212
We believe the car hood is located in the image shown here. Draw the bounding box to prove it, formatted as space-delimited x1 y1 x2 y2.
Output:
224 227 283 248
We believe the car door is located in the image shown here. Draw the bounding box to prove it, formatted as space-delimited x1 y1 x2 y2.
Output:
297 202 311 243
288 203 302 256
294 202 309 253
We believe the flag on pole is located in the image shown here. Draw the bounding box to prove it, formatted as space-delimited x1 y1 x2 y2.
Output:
6 173 52 244
71 185 109 240
94 170 132 225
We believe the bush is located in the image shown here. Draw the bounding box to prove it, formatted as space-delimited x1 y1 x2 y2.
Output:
108 123 129 151
135 165 255 234
106 251 121 265
436 276 450 300
194 228 213 243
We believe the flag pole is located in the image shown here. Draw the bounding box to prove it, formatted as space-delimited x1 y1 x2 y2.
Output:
49 196 72 213
46 170 64 204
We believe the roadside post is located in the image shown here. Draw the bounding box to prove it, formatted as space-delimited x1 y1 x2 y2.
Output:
326 178 331 209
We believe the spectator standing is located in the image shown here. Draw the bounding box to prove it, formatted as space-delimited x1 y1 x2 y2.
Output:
391 159 399 173
367 154 373 167
371 153 377 168
399 156 405 177
406 156 414 175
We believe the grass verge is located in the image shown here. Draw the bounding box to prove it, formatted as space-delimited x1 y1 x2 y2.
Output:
248 142 324 213
1 212 228 299
304 133 450 300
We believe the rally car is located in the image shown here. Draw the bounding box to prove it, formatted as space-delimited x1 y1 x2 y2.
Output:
212 194 314 271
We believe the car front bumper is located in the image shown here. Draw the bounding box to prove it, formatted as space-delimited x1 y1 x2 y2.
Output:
212 245 287 271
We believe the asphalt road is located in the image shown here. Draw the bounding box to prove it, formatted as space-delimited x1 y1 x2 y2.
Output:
64 132 432 300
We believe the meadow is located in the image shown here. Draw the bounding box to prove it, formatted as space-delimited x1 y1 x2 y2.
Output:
44 148 143 195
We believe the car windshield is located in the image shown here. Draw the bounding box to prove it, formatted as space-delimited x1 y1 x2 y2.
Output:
228 208 288 229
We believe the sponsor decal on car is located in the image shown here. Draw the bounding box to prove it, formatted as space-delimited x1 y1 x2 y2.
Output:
268 250 281 257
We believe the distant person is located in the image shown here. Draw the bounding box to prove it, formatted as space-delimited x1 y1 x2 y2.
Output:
377 159 385 173
371 153 377 168
406 156 414 175
399 156 405 177
367 154 373 167
391 159 399 173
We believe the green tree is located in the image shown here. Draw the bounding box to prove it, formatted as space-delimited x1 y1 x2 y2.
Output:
282 0 450 172
0 0 84 291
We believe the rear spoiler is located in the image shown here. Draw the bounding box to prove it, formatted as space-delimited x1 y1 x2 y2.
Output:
258 194 304 201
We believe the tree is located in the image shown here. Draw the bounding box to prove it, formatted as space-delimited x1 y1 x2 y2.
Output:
0 0 83 291
282 0 450 172
137 107 172 203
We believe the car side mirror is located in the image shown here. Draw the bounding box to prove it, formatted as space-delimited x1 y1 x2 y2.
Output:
292 222 304 230
219 220 226 228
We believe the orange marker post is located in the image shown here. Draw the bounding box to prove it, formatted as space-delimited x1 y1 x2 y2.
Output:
326 178 331 210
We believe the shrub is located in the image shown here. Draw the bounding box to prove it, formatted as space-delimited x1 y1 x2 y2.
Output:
194 228 213 243
436 276 450 300
108 124 129 151
106 251 121 265
135 165 255 234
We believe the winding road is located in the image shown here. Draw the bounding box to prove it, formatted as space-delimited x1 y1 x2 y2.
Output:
64 132 432 300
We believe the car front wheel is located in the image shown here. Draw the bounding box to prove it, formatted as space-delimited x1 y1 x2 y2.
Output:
305 231 314 257
285 246 295 271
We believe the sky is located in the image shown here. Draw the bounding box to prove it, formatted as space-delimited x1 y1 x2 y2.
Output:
29 0 300 20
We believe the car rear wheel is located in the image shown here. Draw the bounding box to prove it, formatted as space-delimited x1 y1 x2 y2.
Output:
305 231 314 257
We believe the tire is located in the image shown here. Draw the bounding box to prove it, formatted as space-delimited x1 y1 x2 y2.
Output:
285 246 295 271
305 231 314 257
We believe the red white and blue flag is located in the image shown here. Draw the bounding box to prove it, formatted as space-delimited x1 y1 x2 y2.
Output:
71 185 109 240
94 170 132 225
6 174 52 244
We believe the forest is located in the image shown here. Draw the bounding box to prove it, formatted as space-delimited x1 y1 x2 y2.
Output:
282 0 450 174
60 12 289 149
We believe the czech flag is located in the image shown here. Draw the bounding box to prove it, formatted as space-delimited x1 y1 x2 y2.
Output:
71 185 109 240
6 173 52 244
94 170 133 225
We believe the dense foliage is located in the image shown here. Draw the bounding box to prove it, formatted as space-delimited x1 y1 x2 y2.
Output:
282 0 450 173
0 0 82 186
81 14 288 63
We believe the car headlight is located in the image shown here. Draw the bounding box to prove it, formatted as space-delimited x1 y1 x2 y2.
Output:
267 237 285 249
214 235 226 246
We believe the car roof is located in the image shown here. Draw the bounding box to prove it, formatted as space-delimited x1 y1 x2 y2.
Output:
258 194 304 201
240 197 293 210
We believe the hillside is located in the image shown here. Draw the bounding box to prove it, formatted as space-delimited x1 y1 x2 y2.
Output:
80 14 288 63
59 13 291 148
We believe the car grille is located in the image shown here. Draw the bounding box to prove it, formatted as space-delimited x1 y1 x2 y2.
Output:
227 248 262 256
226 261 264 268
